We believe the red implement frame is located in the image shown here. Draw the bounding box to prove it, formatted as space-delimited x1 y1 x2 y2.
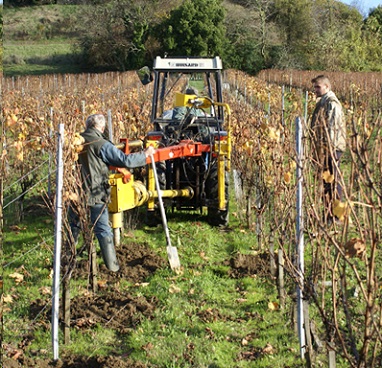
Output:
145 140 211 164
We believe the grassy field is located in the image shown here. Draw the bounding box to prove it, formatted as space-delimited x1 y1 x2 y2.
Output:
3 4 83 76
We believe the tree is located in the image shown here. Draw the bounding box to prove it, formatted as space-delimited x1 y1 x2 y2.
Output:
77 0 167 71
360 6 382 71
224 0 282 73
155 0 227 57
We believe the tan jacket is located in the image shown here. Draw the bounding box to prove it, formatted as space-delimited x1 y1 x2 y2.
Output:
311 91 346 154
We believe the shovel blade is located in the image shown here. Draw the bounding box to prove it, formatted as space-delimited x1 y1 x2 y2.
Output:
167 245 181 270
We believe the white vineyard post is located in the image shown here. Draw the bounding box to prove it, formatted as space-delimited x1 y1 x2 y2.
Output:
295 116 306 359
281 85 285 129
107 109 113 143
304 91 308 125
81 100 86 118
52 123 65 361
48 107 54 197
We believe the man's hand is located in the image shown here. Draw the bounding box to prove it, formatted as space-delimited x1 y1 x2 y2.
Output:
145 145 156 158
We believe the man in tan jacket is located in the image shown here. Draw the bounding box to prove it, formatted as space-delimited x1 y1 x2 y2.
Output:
310 75 346 224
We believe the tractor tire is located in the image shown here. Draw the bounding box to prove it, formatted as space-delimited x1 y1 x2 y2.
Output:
145 160 167 227
206 164 229 227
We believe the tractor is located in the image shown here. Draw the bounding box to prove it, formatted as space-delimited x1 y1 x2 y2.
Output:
108 56 231 245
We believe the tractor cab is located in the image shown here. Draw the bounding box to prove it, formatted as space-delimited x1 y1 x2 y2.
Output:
138 56 227 141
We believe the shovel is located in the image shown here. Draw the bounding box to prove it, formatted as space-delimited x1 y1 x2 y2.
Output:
149 154 181 271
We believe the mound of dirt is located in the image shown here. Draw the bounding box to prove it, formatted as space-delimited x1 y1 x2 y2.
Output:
228 252 270 278
73 240 166 284
70 291 157 333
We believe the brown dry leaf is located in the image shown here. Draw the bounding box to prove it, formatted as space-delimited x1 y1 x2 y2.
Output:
3 294 14 304
199 251 209 260
236 298 247 303
322 170 334 183
39 286 52 295
68 192 79 202
97 279 108 289
260 122 268 132
143 342 154 351
9 272 24 284
343 238 366 259
9 225 26 232
262 343 275 355
169 284 181 294
241 338 249 346
11 350 23 360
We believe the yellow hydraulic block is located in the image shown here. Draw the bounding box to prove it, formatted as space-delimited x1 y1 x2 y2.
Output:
108 173 138 213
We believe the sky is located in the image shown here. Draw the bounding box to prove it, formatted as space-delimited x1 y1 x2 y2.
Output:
341 0 382 15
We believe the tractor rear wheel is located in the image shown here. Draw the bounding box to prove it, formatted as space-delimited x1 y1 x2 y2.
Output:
206 164 229 227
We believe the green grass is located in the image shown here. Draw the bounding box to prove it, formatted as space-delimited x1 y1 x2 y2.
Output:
3 41 83 76
3 4 83 76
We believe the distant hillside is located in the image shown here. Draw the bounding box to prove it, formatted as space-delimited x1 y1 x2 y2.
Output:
3 4 85 75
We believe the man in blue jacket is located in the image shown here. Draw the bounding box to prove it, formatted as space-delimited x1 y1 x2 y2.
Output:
70 114 155 272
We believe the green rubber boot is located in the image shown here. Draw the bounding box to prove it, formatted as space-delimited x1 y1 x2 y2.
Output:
98 236 120 272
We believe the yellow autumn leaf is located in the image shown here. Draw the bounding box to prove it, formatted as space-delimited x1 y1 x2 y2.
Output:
284 172 292 184
16 151 24 161
268 127 280 141
268 301 279 311
7 114 17 127
73 133 85 146
243 141 254 155
14 141 23 150
18 132 27 141
333 200 348 220
322 170 334 183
